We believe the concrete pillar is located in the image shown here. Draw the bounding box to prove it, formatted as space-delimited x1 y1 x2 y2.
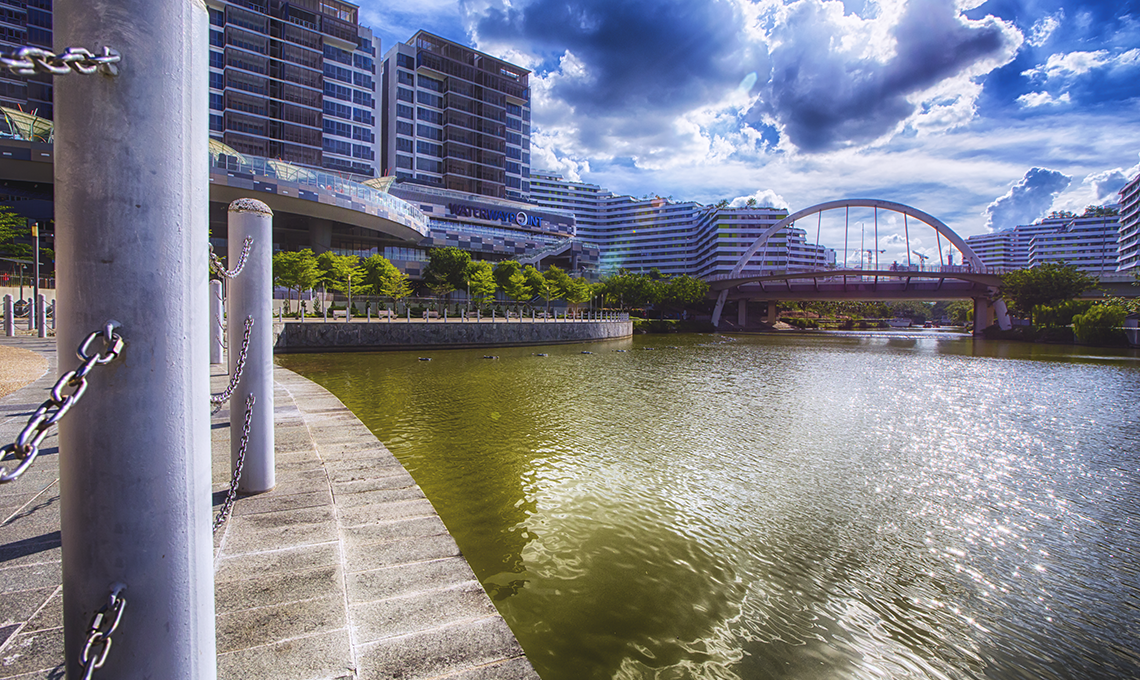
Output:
3 294 11 336
993 298 1012 331
767 300 778 323
308 219 332 254
36 293 45 338
54 1 216 677
737 300 747 327
973 298 992 335
227 200 275 495
210 280 224 364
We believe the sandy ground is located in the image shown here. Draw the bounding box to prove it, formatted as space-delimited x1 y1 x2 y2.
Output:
0 343 48 398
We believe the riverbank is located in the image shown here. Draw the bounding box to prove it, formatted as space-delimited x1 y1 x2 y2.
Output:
0 337 538 679
275 318 632 352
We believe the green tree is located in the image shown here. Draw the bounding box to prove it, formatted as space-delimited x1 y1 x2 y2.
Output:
502 269 532 304
532 265 568 315
493 260 521 290
272 249 320 314
563 276 594 316
661 275 709 313
362 254 412 304
999 263 1098 325
1073 304 1127 345
465 260 497 308
317 251 366 313
0 207 28 259
425 246 470 298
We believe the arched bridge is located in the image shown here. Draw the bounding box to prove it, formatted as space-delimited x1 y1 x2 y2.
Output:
710 199 1010 333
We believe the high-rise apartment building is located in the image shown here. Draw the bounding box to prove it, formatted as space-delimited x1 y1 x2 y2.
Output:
1117 172 1140 273
967 213 1123 274
206 0 379 177
529 172 833 277
379 32 531 200
0 0 53 120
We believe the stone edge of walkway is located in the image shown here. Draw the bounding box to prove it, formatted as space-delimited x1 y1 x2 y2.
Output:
0 336 539 680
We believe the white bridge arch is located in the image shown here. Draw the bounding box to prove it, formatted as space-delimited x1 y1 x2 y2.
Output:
711 198 994 327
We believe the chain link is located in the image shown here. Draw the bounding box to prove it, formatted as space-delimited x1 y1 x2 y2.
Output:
1 323 124 483
214 393 254 535
211 316 253 407
79 585 126 680
209 237 253 280
0 46 120 77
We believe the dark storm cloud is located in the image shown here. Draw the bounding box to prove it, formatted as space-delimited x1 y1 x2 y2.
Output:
984 167 1070 231
760 0 1021 152
473 0 752 118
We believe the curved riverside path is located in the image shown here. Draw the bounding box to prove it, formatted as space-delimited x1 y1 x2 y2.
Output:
0 336 538 679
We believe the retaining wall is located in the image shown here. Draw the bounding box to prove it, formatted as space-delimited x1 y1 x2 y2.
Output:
274 319 633 352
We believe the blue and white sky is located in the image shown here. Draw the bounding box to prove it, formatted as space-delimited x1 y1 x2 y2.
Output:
358 0 1140 238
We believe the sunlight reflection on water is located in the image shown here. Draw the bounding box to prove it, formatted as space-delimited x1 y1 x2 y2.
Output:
280 332 1140 680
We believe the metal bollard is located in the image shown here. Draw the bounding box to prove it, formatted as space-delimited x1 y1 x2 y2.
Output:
55 0 216 676
25 296 33 331
210 280 224 364
36 293 45 337
2 294 11 336
228 199 274 495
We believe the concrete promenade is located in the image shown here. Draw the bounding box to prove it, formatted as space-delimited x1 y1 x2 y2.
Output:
0 337 538 679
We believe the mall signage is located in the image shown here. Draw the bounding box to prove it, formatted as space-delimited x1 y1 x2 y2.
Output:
448 203 542 228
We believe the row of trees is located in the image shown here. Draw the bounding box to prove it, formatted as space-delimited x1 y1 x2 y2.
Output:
270 246 713 317
271 249 411 313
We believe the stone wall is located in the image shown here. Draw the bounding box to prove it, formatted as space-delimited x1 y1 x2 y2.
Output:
274 320 633 352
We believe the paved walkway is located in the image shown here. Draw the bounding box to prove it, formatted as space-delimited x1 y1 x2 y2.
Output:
0 337 538 679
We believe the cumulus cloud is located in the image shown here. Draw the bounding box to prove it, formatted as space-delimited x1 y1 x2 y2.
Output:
1082 154 1140 203
1024 50 1111 80
1016 91 1071 107
729 189 789 209
757 0 1022 152
984 168 1071 232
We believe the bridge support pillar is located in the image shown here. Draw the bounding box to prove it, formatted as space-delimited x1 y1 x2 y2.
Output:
767 300 778 323
737 300 747 327
973 298 994 335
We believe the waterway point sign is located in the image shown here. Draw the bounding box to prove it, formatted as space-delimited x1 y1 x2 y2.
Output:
448 202 542 228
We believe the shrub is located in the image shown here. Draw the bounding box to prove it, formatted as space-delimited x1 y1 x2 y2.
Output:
1073 304 1127 346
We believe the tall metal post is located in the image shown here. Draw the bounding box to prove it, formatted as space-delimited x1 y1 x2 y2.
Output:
210 279 224 364
30 220 39 333
54 2 216 678
36 293 45 338
3 294 12 336
227 199 274 494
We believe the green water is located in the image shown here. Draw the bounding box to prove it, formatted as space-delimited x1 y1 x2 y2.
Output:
279 331 1140 679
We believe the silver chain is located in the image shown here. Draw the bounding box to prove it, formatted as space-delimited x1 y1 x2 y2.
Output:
1 323 124 483
79 585 126 680
209 237 253 280
211 316 253 408
215 310 227 350
214 393 254 535
0 46 120 77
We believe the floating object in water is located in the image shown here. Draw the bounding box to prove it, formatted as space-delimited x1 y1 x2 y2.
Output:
581 351 593 354
483 355 498 359
535 353 548 357
615 349 628 352
418 357 431 361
